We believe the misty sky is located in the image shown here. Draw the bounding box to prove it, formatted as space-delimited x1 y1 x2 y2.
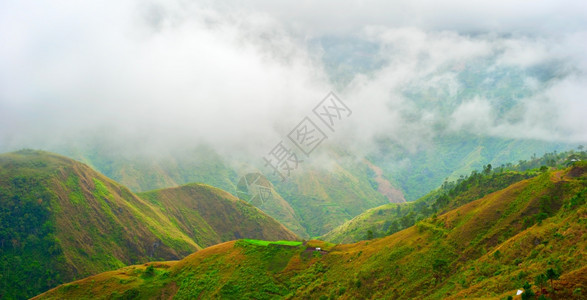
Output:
1 0 586 160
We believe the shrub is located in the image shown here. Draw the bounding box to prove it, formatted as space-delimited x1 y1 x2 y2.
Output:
143 265 155 278
521 282 535 300
534 273 547 291
546 268 559 289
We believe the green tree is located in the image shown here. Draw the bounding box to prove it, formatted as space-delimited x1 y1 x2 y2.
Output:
521 282 535 300
493 250 502 261
546 268 559 290
432 259 449 283
143 265 155 278
386 221 400 235
483 164 492 175
400 212 415 228
534 273 547 291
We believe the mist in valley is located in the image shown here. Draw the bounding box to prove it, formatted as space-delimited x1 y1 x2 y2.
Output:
1 0 586 191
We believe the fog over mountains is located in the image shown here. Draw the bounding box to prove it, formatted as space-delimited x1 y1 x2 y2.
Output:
1 3 586 298
0 0 585 183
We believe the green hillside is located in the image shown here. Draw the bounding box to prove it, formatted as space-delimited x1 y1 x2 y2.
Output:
323 149 584 244
66 146 393 238
322 170 534 244
236 173 309 238
138 183 299 247
0 150 298 299
274 159 389 237
55 137 570 238
34 163 587 299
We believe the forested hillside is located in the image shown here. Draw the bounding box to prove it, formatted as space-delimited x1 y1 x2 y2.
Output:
36 162 587 299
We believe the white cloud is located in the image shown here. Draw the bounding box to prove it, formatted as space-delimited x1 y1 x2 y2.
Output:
0 0 586 165
450 98 494 133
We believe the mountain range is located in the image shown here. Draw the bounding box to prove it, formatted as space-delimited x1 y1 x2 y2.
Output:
0 150 296 299
33 161 586 299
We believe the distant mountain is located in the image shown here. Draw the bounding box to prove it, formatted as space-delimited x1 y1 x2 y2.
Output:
52 135 571 238
0 150 297 299
370 134 571 201
273 160 390 237
236 173 308 238
34 162 587 299
65 146 238 194
67 146 394 237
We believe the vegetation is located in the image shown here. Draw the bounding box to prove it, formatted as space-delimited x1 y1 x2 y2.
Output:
370 134 572 201
236 173 308 238
273 149 389 237
0 150 298 299
35 162 587 299
241 239 303 247
60 130 574 240
0 150 64 299
73 145 393 238
138 184 299 247
322 149 586 243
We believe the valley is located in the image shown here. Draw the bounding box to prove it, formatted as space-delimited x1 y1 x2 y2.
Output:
34 162 586 299
1 1 585 299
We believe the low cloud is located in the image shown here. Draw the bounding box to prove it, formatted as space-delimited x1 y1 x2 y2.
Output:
0 0 585 167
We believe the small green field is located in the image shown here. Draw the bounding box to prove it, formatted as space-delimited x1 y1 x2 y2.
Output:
241 239 303 246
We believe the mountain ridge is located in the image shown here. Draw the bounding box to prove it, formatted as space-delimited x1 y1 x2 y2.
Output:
0 150 298 299
34 162 587 299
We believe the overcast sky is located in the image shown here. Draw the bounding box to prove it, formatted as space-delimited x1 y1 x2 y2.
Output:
0 0 586 160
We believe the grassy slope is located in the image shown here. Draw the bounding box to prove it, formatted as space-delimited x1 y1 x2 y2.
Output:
0 150 298 299
274 152 389 237
236 173 309 238
320 202 404 243
0 150 199 299
68 145 393 238
138 183 299 247
324 149 585 244
322 171 533 243
35 163 587 299
56 136 568 237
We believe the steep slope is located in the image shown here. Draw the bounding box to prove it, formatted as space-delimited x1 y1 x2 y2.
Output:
138 183 299 247
364 159 405 203
273 153 390 237
0 150 298 299
50 136 569 236
0 150 199 299
323 149 585 244
36 163 587 299
236 173 308 238
72 146 393 237
323 170 533 243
